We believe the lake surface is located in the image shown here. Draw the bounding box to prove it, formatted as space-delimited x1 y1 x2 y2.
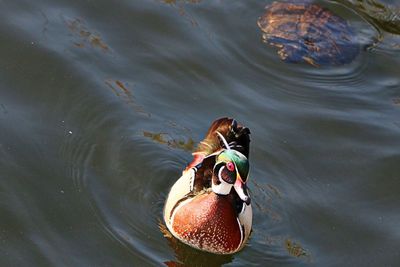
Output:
0 0 399 266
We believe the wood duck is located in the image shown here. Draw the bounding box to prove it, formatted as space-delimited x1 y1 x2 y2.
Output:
163 118 252 255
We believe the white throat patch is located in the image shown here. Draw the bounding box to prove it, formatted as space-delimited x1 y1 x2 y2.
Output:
212 165 234 195
211 181 232 195
212 179 232 195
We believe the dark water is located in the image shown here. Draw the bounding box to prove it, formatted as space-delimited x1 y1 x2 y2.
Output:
0 0 399 266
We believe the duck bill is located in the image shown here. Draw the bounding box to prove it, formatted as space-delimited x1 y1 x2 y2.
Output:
234 178 251 205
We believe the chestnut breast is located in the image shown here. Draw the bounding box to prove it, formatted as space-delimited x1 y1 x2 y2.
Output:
171 192 243 254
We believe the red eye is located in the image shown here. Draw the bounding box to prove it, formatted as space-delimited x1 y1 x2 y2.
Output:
226 162 235 172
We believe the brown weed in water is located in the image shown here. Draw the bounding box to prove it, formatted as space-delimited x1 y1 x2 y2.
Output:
251 180 283 222
105 79 150 117
143 131 195 152
162 0 200 26
285 239 310 258
65 18 109 52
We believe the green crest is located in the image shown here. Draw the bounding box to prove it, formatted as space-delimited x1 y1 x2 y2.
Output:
216 149 249 181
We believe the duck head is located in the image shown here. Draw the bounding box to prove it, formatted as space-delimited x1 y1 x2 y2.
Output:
211 133 250 205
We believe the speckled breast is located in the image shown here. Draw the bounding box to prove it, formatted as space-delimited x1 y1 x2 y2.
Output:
170 192 243 254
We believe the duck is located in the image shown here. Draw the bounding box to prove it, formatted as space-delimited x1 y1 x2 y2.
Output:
163 117 252 255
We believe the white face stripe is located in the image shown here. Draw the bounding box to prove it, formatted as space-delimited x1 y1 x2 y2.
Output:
218 165 225 183
216 131 231 150
211 165 233 195
212 175 232 195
